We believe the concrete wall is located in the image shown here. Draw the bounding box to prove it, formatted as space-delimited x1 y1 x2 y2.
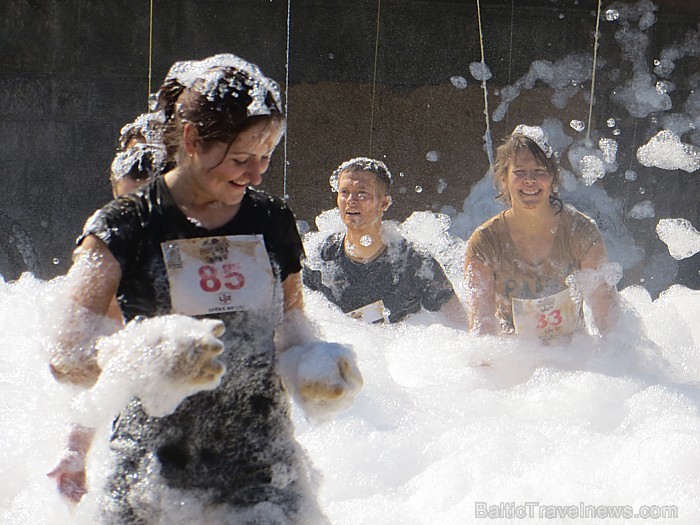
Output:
0 0 698 294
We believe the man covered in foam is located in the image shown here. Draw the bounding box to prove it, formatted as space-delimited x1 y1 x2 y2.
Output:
47 53 362 525
464 126 621 340
303 157 465 325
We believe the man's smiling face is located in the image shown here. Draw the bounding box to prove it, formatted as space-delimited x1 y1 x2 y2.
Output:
336 170 390 232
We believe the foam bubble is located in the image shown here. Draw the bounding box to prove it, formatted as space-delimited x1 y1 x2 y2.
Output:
570 120 585 132
450 76 468 89
598 138 618 164
637 130 700 172
627 200 655 219
656 218 700 260
578 155 605 185
605 9 620 21
359 235 373 247
613 74 672 118
469 62 492 82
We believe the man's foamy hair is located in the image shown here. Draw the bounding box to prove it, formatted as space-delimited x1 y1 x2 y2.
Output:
329 157 393 195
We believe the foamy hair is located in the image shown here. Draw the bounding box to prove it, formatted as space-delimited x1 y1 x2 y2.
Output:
512 124 553 158
164 53 283 117
110 143 166 182
329 157 393 193
118 111 166 150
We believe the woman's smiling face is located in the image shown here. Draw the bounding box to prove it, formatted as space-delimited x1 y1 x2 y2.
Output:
190 120 283 206
504 149 554 211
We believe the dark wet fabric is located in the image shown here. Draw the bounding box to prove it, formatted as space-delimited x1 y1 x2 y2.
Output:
302 233 455 323
81 177 303 322
80 178 313 523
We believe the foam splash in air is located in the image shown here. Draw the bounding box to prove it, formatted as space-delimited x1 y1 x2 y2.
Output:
636 130 700 173
493 53 595 122
627 200 655 219
450 76 468 89
656 218 700 260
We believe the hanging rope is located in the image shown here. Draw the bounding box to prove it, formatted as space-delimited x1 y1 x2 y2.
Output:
283 0 291 200
586 0 603 144
505 0 515 130
368 0 382 157
147 0 154 101
475 0 494 171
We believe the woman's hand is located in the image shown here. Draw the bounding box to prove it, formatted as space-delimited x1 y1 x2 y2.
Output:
47 425 95 504
278 342 363 420
47 450 88 504
49 235 122 387
579 242 621 336
295 342 364 402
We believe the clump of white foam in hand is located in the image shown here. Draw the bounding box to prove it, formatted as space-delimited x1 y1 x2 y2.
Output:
565 262 623 303
656 218 700 260
637 130 700 172
278 341 363 421
73 314 226 426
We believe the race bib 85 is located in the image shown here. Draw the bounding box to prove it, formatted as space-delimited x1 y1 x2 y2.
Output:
161 235 274 316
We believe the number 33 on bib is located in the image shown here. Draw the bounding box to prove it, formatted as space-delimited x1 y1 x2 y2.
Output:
161 235 275 316
511 288 582 340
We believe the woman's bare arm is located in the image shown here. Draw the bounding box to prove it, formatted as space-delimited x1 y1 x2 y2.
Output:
580 241 620 336
49 235 122 387
464 257 499 335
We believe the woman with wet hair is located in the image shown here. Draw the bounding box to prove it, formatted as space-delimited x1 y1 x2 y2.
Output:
116 111 166 152
108 142 166 197
48 54 361 524
464 128 619 340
